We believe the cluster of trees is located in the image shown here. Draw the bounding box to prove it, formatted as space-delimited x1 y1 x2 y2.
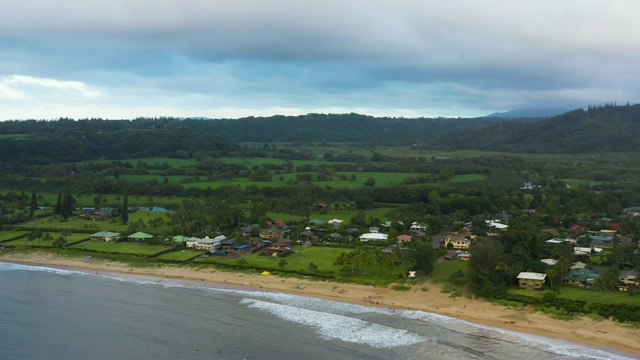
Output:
430 103 640 153
333 239 436 277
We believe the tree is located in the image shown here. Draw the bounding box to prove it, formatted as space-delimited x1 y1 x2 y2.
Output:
364 177 376 187
468 237 506 292
278 259 288 270
121 186 129 224
28 192 38 218
413 239 436 274
596 266 620 291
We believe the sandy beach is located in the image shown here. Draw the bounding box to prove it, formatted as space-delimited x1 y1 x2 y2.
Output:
2 251 639 356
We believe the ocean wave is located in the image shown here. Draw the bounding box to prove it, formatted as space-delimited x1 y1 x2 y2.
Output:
398 309 637 360
239 298 429 349
0 261 86 276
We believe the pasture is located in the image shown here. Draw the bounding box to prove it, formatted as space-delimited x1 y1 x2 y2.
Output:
68 240 170 256
5 233 89 247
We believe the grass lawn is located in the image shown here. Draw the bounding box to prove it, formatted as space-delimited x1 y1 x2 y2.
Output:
83 157 196 168
155 249 203 262
5 233 89 247
68 241 170 256
0 231 30 242
199 245 406 285
448 174 487 183
429 260 468 283
508 287 640 306
19 212 171 234
200 246 348 274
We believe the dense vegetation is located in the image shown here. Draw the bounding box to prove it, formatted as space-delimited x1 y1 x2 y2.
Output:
429 103 640 153
1 105 640 325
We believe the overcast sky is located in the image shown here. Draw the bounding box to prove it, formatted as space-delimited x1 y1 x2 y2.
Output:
1 1 639 120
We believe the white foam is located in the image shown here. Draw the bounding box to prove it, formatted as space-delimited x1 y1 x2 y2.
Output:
397 309 637 360
0 261 86 276
240 298 429 349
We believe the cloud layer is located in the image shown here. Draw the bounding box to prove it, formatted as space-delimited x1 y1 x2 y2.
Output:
1 0 639 119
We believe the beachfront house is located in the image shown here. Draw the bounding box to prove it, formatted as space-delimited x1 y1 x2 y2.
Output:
517 272 546 289
563 268 600 287
186 235 225 251
619 270 639 287
127 232 154 242
90 231 121 242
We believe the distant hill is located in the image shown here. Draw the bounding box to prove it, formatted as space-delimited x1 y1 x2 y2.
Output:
428 104 640 153
0 114 505 164
483 108 569 119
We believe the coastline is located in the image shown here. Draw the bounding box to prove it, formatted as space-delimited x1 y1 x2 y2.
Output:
2 251 639 356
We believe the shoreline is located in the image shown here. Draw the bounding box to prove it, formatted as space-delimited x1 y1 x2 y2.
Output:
2 251 639 356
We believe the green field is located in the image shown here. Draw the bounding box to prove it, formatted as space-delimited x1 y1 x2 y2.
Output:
448 174 487 183
428 260 468 283
85 157 197 168
197 245 348 273
0 231 30 242
19 211 171 234
5 233 89 247
156 249 203 262
69 240 170 256
508 286 640 306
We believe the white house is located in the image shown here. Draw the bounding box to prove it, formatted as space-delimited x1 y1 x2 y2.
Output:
517 272 546 289
359 233 388 242
327 219 344 227
410 222 427 232
186 236 225 251
573 247 602 255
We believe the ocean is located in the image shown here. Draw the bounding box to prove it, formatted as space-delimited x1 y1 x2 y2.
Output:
0 261 636 360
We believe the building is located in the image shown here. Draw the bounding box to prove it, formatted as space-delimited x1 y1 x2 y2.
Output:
563 268 600 287
359 233 388 242
517 272 546 289
90 231 121 242
443 233 471 250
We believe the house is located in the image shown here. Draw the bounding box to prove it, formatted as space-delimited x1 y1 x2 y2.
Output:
259 227 284 240
486 221 508 235
395 234 413 244
619 270 639 287
172 235 189 244
327 219 344 228
457 252 471 261
90 231 121 242
443 233 471 250
410 222 427 232
563 268 600 287
79 208 113 221
517 272 546 289
521 182 533 190
326 232 344 242
297 230 318 242
266 220 286 226
186 236 224 251
541 258 558 266
545 237 577 245
262 239 292 257
573 247 602 255
359 233 388 243
127 232 154 242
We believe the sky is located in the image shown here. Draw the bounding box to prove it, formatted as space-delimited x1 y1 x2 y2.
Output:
1 0 639 120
